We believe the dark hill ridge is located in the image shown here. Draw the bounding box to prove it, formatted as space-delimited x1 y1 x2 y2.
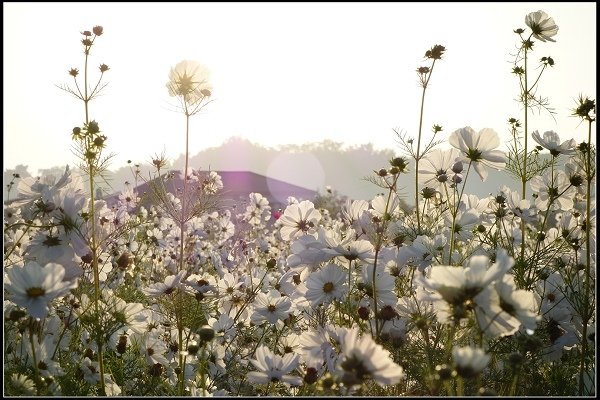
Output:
104 170 317 213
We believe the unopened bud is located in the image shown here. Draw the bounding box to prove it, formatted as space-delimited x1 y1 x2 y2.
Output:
197 325 215 342
451 161 463 174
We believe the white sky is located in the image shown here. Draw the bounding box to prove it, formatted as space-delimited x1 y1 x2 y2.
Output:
3 2 597 175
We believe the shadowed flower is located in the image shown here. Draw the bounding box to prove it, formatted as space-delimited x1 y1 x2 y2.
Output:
248 346 302 386
474 274 540 338
449 127 506 181
337 327 404 387
525 10 558 42
452 346 490 379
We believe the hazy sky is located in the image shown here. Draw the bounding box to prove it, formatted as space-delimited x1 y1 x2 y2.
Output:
3 2 596 175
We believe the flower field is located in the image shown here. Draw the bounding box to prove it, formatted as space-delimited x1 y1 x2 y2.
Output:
3 10 596 397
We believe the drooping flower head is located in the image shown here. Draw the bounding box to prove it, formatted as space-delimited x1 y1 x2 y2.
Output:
525 10 558 42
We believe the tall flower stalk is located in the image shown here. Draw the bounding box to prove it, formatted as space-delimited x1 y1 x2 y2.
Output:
572 96 595 395
413 45 445 234
165 59 213 395
57 25 110 395
510 11 559 261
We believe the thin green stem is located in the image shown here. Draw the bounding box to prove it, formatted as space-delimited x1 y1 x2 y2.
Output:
520 41 529 267
28 327 42 395
415 59 437 234
448 162 472 265
578 119 594 395
177 111 191 396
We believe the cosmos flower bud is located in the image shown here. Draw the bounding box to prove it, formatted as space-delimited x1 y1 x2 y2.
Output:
93 25 103 36
451 161 463 174
81 30 92 36
99 64 110 72
69 68 79 77
425 44 446 60
197 325 215 342
390 157 409 172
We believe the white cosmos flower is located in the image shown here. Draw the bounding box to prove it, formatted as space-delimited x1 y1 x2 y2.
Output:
5 262 77 319
279 200 322 241
166 60 212 109
342 199 370 225
286 235 333 268
9 374 36 396
248 346 302 386
449 127 506 181
305 263 348 306
419 249 514 307
361 264 398 308
418 148 461 189
321 227 375 263
371 192 401 218
530 170 576 211
250 289 292 325
525 10 559 42
474 274 540 338
452 346 490 378
135 332 170 366
337 327 404 387
532 130 576 156
142 270 187 297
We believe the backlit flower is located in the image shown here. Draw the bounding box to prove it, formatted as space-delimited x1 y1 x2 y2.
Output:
532 130 576 156
449 127 506 181
530 170 576 211
279 200 322 241
525 10 558 42
419 148 461 189
166 60 212 110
